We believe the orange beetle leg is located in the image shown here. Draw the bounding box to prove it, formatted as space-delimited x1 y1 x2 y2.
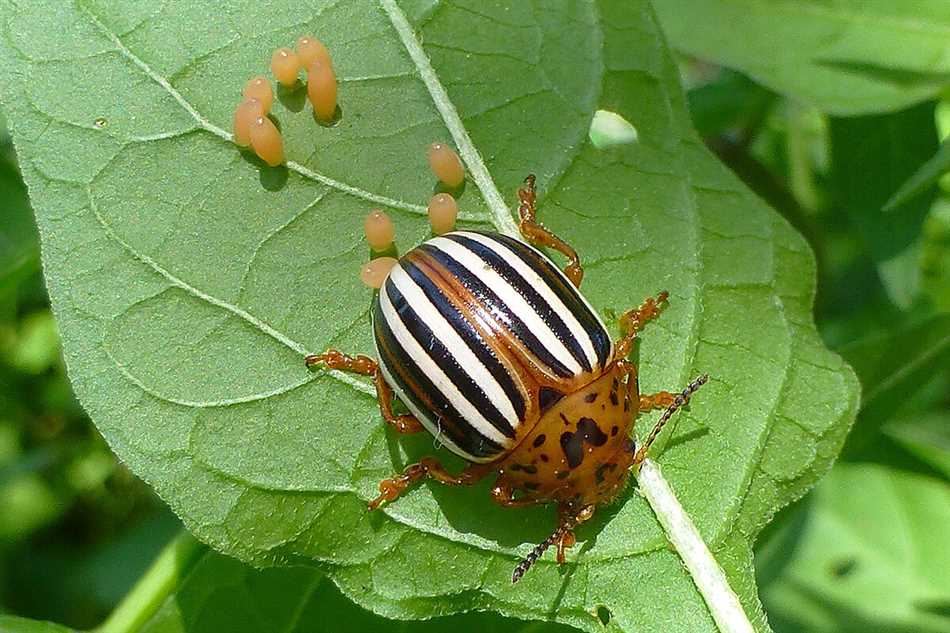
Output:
369 457 491 510
516 174 584 287
615 292 670 358
306 349 424 434
639 391 676 412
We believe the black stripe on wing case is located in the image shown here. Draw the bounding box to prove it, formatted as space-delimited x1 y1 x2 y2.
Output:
418 243 574 379
402 258 527 422
385 282 516 441
483 231 612 369
373 295 502 459
446 233 593 373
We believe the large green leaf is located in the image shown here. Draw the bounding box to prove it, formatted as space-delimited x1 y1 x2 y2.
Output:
653 0 950 115
829 101 939 310
0 1 858 631
0 547 577 633
758 463 950 633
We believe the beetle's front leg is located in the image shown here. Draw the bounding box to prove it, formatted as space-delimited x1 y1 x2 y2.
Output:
516 174 584 287
614 292 669 359
369 457 492 510
305 349 423 434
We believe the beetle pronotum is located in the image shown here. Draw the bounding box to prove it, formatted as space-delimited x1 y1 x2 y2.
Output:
308 175 707 582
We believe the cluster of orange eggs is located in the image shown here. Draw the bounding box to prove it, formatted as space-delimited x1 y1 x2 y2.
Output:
359 143 466 288
232 35 338 166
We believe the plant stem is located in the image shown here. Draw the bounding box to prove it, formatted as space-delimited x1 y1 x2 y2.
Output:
95 530 205 633
636 459 754 633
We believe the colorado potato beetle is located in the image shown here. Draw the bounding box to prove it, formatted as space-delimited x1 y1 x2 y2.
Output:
306 175 707 582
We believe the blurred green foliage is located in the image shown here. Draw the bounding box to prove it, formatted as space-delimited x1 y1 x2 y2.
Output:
1 18 949 633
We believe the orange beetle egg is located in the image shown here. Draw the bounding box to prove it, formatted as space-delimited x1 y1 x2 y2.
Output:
427 193 458 235
296 35 331 69
243 76 273 114
249 116 284 166
364 209 395 251
307 61 338 121
427 142 465 188
271 47 301 86
360 257 398 289
232 97 263 147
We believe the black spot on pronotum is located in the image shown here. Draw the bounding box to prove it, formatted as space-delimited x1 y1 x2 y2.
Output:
540 454 549 462
611 425 618 436
539 386 564 412
560 418 609 468
609 391 619 406
533 434 546 448
560 432 584 468
584 392 598 403
577 417 608 446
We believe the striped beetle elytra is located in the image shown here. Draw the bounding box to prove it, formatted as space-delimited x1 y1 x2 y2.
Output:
306 175 707 582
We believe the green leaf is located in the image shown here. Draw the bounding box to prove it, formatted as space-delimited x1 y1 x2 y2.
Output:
0 619 75 633
137 549 579 633
0 1 858 631
829 101 939 309
0 547 579 633
837 313 950 455
653 0 950 115
759 463 950 633
885 411 950 480
885 138 950 211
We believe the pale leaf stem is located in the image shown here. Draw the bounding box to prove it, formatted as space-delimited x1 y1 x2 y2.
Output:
637 459 755 633
94 531 204 633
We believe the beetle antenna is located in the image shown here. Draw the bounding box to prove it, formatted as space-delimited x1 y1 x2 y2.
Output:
512 526 563 583
633 374 708 465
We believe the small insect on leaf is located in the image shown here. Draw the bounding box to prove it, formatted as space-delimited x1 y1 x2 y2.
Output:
243 75 274 114
307 61 338 122
271 47 301 87
296 35 331 69
249 116 284 166
232 97 264 147
427 193 458 235
364 209 395 251
427 142 465 188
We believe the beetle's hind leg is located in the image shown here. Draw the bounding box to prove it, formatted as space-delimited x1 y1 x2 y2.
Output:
369 457 492 510
305 349 423 434
516 174 584 287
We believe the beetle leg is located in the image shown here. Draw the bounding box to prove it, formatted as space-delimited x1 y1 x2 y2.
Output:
511 503 594 582
639 391 676 412
368 457 491 510
633 374 709 466
614 291 669 359
516 174 584 287
490 480 544 508
373 372 424 434
306 349 423 434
